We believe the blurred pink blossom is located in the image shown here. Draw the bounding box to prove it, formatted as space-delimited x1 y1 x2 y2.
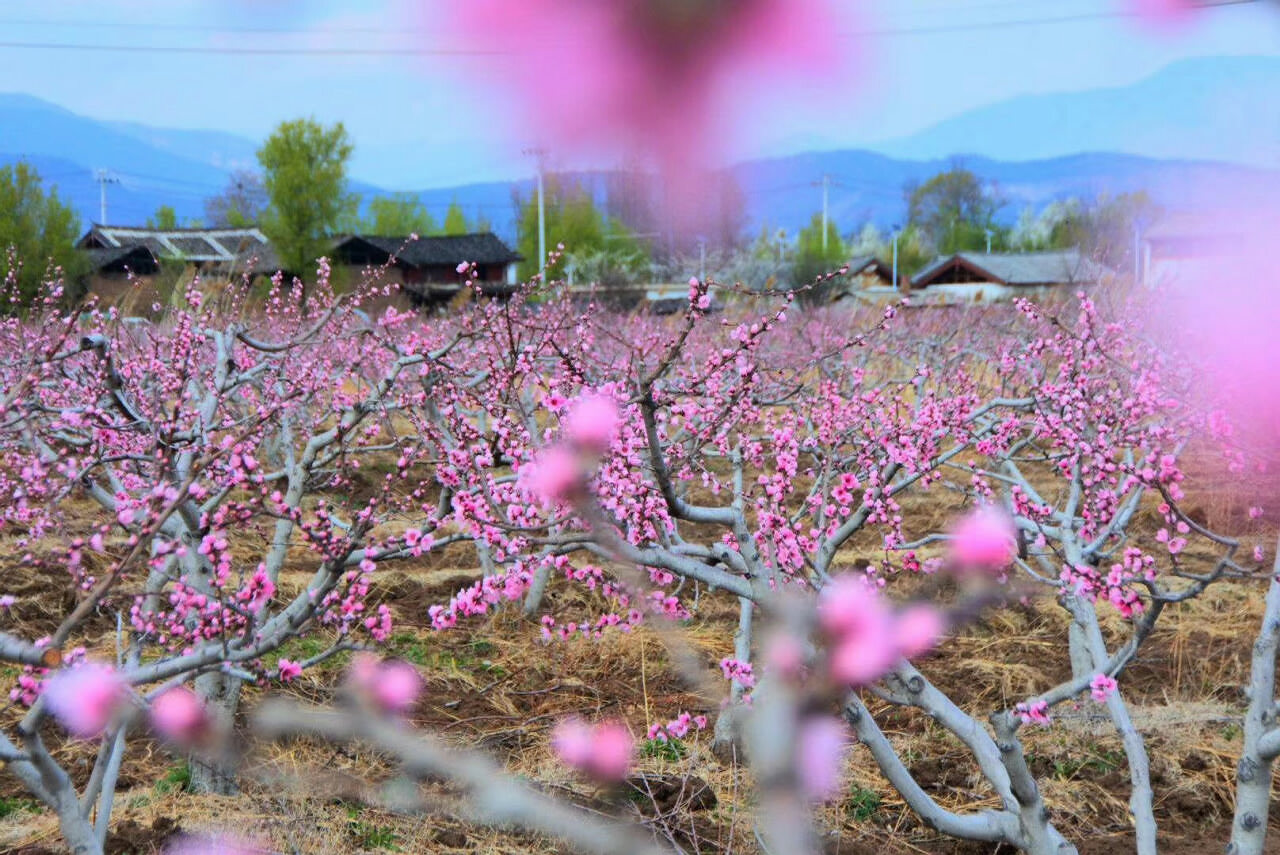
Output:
948 506 1017 573
564 393 620 454
444 0 844 225
1126 0 1195 29
820 577 899 685
149 687 208 744
42 663 129 738
277 659 302 682
552 717 634 781
895 605 946 659
523 446 583 503
346 654 423 715
796 715 851 801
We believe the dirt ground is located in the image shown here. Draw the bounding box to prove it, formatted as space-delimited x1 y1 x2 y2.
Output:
1 459 1278 854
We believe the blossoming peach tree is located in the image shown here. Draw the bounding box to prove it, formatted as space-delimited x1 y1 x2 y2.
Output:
1 263 1277 855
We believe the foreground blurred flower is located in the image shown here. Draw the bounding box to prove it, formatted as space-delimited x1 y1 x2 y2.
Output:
149 686 209 744
445 0 842 216
523 446 584 503
551 717 634 781
1126 0 1194 29
42 663 130 738
796 715 852 801
948 506 1017 573
564 393 620 454
895 604 947 659
820 577 900 685
346 653 423 715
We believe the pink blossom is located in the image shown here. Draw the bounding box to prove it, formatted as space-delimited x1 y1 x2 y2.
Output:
1126 0 1194 29
277 659 302 682
444 0 843 230
564 393 619 454
895 605 946 659
550 718 594 769
589 721 634 781
346 654 423 715
1014 699 1052 727
0 594 14 609
42 663 130 738
796 715 851 801
455 261 470 274
1249 506 1264 520
523 446 583 503
551 717 633 781
948 506 1017 573
820 576 899 685
1090 673 1118 704
1255 545 1266 563
149 687 208 744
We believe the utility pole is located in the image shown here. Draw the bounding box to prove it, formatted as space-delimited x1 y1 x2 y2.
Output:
821 174 830 253
891 225 900 292
523 147 547 273
95 169 119 225
985 228 994 254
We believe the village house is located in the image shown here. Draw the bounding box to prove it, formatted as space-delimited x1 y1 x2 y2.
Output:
328 233 522 308
829 254 907 304
908 249 1111 304
76 225 522 311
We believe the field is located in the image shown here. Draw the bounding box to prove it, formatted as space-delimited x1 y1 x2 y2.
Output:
0 470 1274 855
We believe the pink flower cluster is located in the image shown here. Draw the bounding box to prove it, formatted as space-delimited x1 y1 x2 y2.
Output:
819 576 946 686
1090 673 1118 704
551 718 634 781
647 711 709 742
345 654 423 715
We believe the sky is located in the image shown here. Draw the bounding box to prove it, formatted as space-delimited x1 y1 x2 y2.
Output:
0 0 1276 186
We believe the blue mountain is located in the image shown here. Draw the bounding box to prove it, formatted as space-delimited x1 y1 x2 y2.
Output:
0 53 1276 241
871 55 1280 167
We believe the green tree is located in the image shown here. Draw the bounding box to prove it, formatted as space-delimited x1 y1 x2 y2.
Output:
515 178 645 281
905 166 1003 254
362 193 439 236
147 205 179 230
792 212 847 303
442 200 470 236
0 161 85 307
257 118 357 281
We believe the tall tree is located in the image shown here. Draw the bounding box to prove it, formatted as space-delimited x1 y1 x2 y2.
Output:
442 200 470 236
257 119 357 280
204 169 268 228
514 177 646 282
0 161 85 307
905 166 1003 254
362 194 439 236
147 205 179 230
792 212 847 303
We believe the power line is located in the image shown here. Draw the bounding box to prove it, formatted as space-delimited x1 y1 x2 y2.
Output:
0 1 1263 56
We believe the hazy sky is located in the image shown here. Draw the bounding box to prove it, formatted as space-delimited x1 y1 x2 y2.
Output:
0 0 1276 185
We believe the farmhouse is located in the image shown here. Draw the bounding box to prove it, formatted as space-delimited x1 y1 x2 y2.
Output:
75 225 522 310
328 233 522 308
909 249 1110 304
829 254 906 304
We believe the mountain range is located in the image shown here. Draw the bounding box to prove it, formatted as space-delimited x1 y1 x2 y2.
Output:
0 55 1276 241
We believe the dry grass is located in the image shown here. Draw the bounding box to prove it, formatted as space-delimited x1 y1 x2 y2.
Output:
3 447 1279 853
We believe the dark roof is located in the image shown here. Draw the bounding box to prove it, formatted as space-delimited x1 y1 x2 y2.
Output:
84 245 159 273
846 254 902 285
912 250 1110 288
77 225 270 264
332 233 522 268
